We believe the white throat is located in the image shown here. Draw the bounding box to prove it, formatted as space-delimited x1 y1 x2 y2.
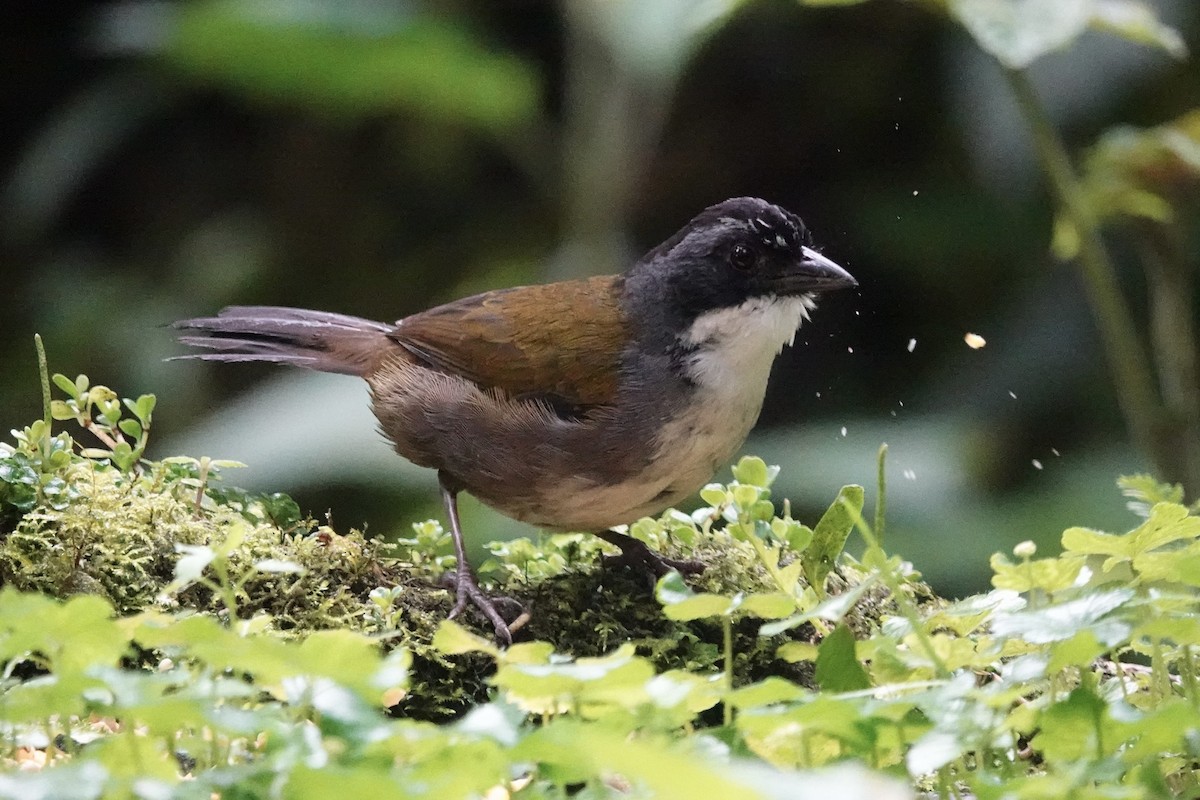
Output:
681 294 815 392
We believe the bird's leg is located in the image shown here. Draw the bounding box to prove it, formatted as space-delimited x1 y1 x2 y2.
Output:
439 472 515 646
595 529 705 588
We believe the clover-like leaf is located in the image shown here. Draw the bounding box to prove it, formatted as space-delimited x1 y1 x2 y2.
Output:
657 572 734 621
432 619 499 657
732 455 777 488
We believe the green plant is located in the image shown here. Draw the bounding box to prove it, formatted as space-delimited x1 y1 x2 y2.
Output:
6 340 1200 798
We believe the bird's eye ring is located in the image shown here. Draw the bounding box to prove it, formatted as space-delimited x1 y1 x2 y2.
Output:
729 243 754 271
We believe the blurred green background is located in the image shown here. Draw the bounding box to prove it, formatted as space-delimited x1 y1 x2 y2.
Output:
2 0 1197 596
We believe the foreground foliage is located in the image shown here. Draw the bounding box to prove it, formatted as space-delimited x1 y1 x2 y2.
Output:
2 363 1199 798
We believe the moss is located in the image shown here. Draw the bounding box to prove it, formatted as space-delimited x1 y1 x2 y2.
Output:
0 455 919 723
0 461 210 613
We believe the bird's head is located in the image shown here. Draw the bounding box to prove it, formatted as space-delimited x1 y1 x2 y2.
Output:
625 197 856 348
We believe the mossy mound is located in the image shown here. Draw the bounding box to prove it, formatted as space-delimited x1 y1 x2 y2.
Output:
0 451 911 722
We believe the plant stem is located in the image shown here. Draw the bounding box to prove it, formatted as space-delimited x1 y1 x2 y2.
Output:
34 334 52 461
1180 645 1198 710
851 504 950 678
1140 227 1200 494
874 443 887 545
746 530 831 635
1002 69 1162 474
722 616 734 727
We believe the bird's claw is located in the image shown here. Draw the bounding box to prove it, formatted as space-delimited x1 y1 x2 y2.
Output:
596 531 705 591
440 568 520 646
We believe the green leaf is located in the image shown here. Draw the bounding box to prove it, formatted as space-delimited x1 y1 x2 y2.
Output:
49 400 74 421
168 1 540 131
0 591 123 675
759 575 878 636
731 456 772 488
730 483 762 509
283 766 411 800
110 440 134 471
117 418 143 439
455 701 524 747
657 572 735 620
771 518 812 553
699 483 727 507
493 645 655 711
814 624 870 692
294 629 382 687
515 720 759 799
1128 503 1200 552
990 552 1084 592
947 0 1091 69
1061 526 1132 560
1119 699 1197 762
0 760 108 800
666 596 733 621
432 619 500 657
749 499 776 521
655 570 695 605
804 484 863 594
52 373 79 399
1090 0 1187 58
737 694 871 756
738 592 796 620
1063 502 1200 576
990 587 1134 645
1133 544 1200 586
1047 628 1106 673
906 730 968 776
124 394 156 426
949 0 1185 69
726 676 807 709
776 640 819 663
1034 686 1108 761
1118 473 1185 512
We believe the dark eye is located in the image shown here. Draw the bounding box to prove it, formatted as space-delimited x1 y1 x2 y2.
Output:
729 243 755 271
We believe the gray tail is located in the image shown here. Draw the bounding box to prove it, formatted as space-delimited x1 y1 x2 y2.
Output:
171 306 393 377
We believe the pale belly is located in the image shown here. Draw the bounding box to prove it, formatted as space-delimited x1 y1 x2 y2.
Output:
508 386 764 531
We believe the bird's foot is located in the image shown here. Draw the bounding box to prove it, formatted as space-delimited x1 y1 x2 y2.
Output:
440 565 525 646
596 530 705 589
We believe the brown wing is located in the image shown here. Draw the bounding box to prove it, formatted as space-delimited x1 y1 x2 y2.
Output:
387 275 627 411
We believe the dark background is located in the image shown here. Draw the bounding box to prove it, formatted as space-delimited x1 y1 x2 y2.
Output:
2 0 1197 595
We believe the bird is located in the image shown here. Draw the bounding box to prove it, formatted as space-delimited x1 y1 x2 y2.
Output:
172 197 856 644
